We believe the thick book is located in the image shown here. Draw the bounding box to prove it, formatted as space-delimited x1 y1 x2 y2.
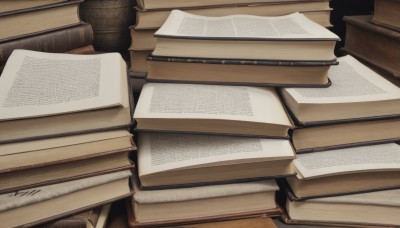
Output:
280 55 400 124
0 0 82 42
285 143 400 200
137 132 295 188
285 189 400 227
0 172 132 228
129 178 282 227
129 28 157 50
342 15 400 77
134 83 293 138
136 0 328 10
129 50 152 72
0 23 94 68
135 2 332 29
0 0 66 14
372 0 400 32
147 55 335 86
0 50 131 144
153 11 338 61
181 216 277 228
291 117 400 153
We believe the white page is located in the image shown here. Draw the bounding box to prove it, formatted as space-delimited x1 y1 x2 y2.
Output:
155 10 339 40
134 83 292 126
294 143 400 179
138 133 294 175
283 55 400 104
0 50 123 121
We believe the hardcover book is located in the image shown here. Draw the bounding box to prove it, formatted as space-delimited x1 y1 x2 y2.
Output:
153 11 339 61
134 83 293 138
372 0 400 32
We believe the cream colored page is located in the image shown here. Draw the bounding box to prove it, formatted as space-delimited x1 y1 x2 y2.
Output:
0 170 131 212
0 50 122 121
134 83 291 126
155 10 338 39
0 130 131 156
284 55 400 104
294 143 400 179
138 133 294 175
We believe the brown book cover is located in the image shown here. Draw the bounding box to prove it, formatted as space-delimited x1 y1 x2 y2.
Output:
65 45 95 55
281 213 397 228
342 15 400 77
371 0 400 32
173 216 277 228
0 0 81 16
0 23 93 67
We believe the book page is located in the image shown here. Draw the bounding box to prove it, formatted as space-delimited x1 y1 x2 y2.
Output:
294 143 400 179
155 10 339 40
138 133 294 175
283 55 400 104
0 50 123 121
0 170 131 212
134 83 292 126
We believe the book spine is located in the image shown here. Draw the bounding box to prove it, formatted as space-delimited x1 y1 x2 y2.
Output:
343 16 400 40
65 45 95 54
0 23 94 67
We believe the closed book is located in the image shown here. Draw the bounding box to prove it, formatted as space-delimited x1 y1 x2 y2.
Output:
0 23 94 67
66 45 96 55
342 15 400 77
371 0 400 32
0 0 82 42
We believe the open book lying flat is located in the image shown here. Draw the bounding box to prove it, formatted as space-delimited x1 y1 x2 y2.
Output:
285 143 400 200
137 133 295 188
133 83 293 138
286 189 400 227
0 50 131 144
281 55 400 125
153 10 339 61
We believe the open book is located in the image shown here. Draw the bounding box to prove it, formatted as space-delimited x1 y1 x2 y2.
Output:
134 83 293 138
286 143 400 200
281 55 400 124
137 133 295 188
0 50 131 143
153 10 339 60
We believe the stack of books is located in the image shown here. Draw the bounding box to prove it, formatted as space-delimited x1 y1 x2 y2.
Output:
130 10 339 227
341 0 400 82
128 0 333 92
0 0 95 73
0 50 134 227
279 55 400 226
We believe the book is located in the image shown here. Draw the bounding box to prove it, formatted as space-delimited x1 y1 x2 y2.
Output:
292 117 400 153
0 0 82 42
0 0 66 14
135 2 332 29
147 55 335 86
286 143 400 200
179 216 277 228
0 23 94 68
0 171 132 228
129 50 152 73
41 204 111 228
286 189 400 226
0 50 131 144
153 11 339 61
130 28 157 50
372 0 400 32
280 55 400 124
129 72 146 94
137 132 295 188
134 83 293 138
136 0 328 10
66 45 96 55
342 15 400 78
0 130 134 174
129 178 282 227
0 150 132 194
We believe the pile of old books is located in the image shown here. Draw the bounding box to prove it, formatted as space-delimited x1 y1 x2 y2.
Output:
0 50 134 227
130 9 341 227
128 0 333 93
0 0 94 73
342 0 399 84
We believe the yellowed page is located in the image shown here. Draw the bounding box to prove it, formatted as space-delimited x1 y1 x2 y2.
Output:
0 50 123 121
138 133 294 176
